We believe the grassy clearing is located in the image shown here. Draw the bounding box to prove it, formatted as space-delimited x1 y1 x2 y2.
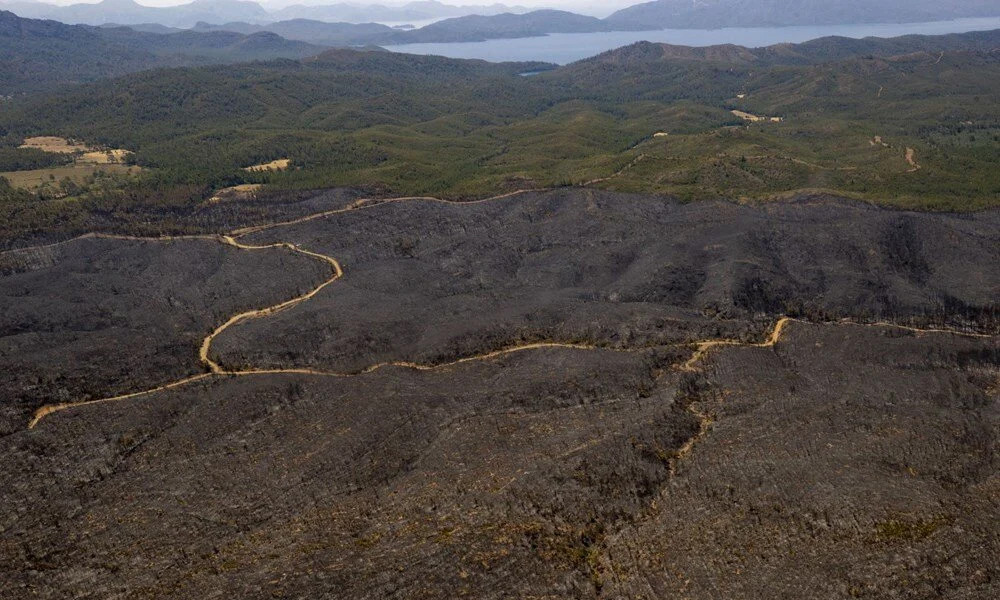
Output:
1 164 138 190
17 136 132 165
80 149 132 164
204 183 263 205
244 159 291 172
3 135 136 193
18 136 91 153
731 110 783 123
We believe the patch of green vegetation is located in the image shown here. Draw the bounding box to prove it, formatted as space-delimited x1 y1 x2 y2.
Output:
0 146 73 172
873 515 952 543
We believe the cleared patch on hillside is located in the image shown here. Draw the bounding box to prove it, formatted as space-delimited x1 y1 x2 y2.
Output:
205 183 263 205
731 109 783 123
245 158 291 172
0 164 139 191
79 149 132 164
18 136 90 154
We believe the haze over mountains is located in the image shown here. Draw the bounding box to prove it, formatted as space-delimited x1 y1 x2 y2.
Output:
3 0 1000 38
0 0 532 27
0 9 324 92
607 0 1000 29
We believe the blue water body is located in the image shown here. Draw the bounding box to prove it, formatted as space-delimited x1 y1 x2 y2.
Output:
383 17 1000 64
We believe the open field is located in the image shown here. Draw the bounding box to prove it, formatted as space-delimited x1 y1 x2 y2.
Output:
3 135 136 192
244 158 291 172
80 148 132 164
17 136 131 163
204 183 263 204
0 164 138 190
17 136 91 153
731 109 782 122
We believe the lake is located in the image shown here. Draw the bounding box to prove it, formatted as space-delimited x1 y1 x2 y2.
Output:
383 16 1000 64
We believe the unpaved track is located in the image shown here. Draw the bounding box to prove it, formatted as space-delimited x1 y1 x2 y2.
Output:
669 316 792 474
582 154 647 186
22 189 583 428
665 314 996 474
198 236 344 374
20 192 996 430
229 188 548 237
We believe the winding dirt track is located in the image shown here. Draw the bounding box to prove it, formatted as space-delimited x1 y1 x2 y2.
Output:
15 190 995 431
666 316 793 473
18 188 595 429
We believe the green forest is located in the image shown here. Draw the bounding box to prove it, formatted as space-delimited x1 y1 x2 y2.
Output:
3 30 1000 246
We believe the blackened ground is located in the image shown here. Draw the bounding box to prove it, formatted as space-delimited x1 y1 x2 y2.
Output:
0 189 998 599
1 324 995 599
601 322 999 599
214 190 999 372
0 236 330 435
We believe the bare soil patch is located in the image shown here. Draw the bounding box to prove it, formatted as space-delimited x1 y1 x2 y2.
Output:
0 164 138 190
18 136 91 154
244 158 291 172
79 149 132 164
732 109 782 123
204 183 263 205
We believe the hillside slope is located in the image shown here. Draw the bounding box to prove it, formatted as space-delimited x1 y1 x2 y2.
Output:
0 10 324 93
3 27 1000 244
190 18 394 46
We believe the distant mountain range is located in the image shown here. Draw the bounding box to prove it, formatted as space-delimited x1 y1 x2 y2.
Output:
0 10 324 93
0 0 531 28
10 0 1000 98
270 1 530 23
604 0 1000 30
191 18 395 45
187 10 609 46
4 0 1000 48
1 0 271 28
380 10 609 43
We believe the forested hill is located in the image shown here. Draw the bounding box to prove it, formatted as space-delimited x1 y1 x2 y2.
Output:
3 26 1000 244
190 19 396 46
571 29 1000 69
376 10 610 43
0 10 325 94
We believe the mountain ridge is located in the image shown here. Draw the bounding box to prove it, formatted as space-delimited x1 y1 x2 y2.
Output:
0 0 532 28
606 0 1000 29
5 0 1000 41
0 9 325 93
